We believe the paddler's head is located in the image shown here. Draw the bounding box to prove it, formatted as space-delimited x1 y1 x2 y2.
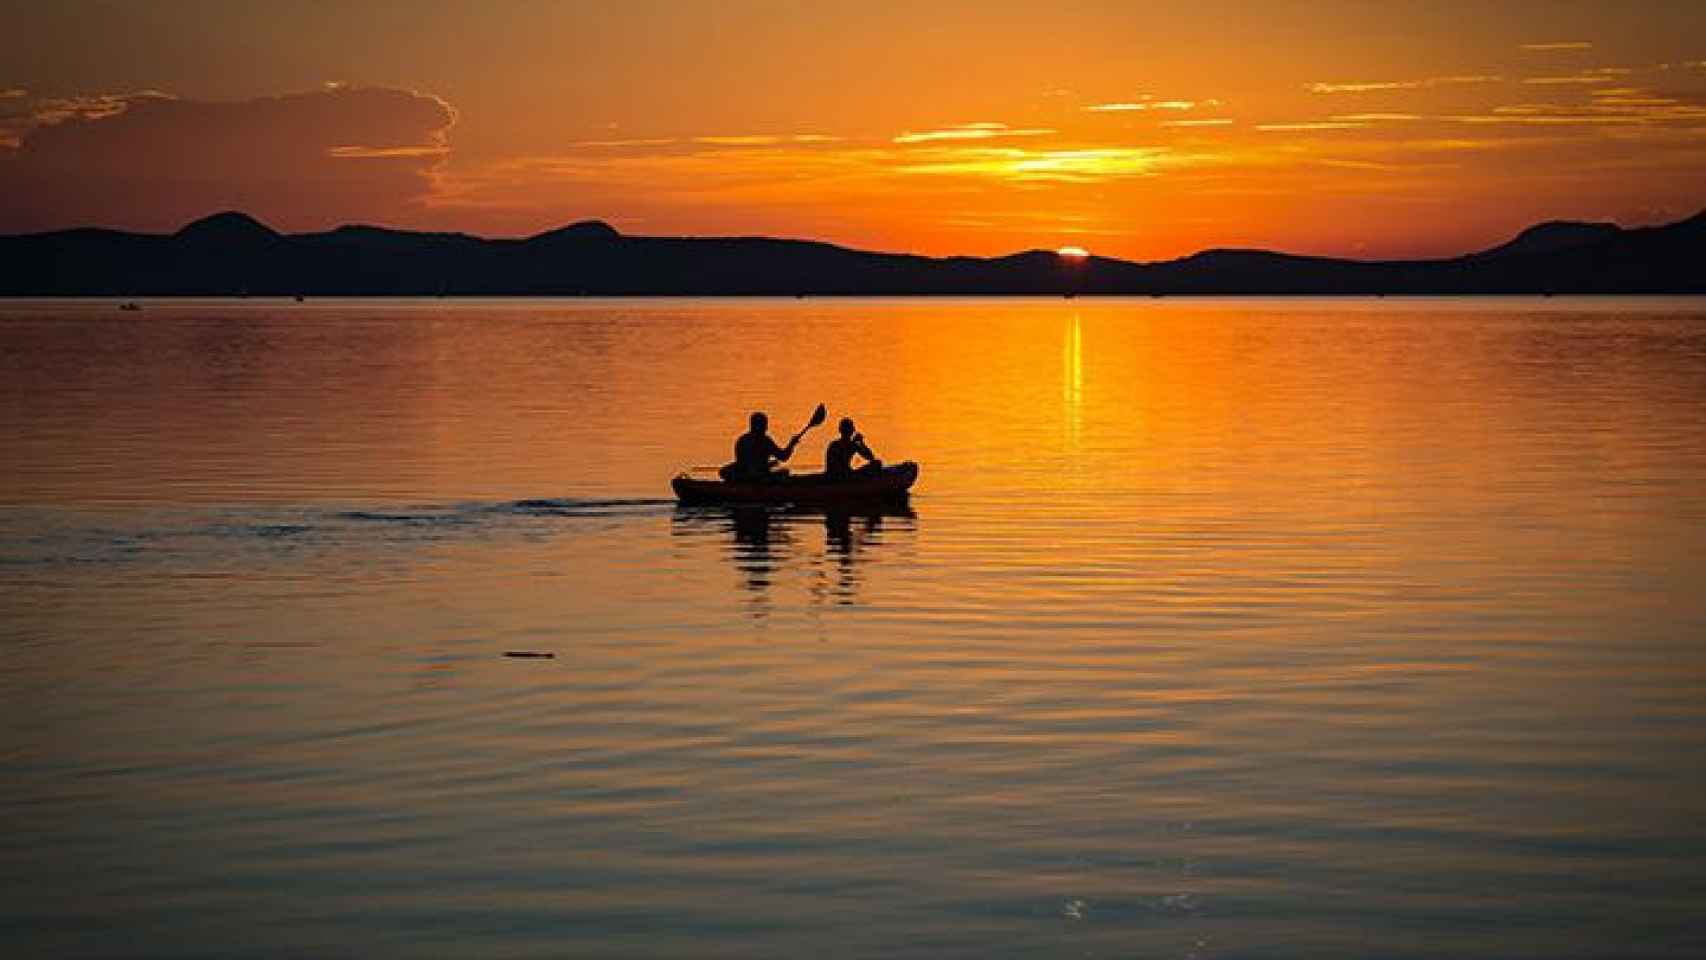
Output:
838 417 855 438
750 411 769 434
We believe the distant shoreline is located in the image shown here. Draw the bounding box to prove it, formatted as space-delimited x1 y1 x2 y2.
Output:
3 209 1701 296
9 293 1706 305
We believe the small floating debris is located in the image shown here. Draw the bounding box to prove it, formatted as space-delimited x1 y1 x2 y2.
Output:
503 651 555 659
1062 898 1088 921
1160 892 1201 915
119 301 142 312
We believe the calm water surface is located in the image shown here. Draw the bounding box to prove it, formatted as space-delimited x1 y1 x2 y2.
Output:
3 298 1704 958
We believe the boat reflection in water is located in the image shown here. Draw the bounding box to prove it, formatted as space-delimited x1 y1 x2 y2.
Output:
671 500 918 614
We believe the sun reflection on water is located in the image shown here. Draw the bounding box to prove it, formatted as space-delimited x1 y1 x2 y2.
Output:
1063 312 1083 451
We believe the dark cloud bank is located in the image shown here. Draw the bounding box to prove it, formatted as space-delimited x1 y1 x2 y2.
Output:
0 86 454 233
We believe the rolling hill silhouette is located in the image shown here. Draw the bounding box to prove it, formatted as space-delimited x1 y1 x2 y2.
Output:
2 209 1701 296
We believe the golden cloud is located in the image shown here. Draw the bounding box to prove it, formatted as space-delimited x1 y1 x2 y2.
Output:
1309 82 1415 94
1308 76 1501 94
1522 76 1616 85
893 122 1055 144
1084 100 1200 112
894 146 1173 181
1256 122 1370 131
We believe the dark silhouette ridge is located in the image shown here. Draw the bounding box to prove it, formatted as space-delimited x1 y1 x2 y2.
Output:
527 220 622 244
173 211 282 245
2 209 1702 296
1468 220 1623 260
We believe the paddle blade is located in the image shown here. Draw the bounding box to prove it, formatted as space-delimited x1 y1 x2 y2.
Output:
808 403 827 428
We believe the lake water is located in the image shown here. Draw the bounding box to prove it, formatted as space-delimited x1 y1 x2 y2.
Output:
3 297 1704 958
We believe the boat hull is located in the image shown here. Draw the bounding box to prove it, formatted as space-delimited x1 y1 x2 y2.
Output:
672 461 919 505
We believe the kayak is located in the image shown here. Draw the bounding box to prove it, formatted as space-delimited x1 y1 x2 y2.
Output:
672 461 919 505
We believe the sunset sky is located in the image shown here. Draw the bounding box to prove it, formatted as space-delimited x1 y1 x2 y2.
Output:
2 0 1703 259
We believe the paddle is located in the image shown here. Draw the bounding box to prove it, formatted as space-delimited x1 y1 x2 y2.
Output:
787 403 828 449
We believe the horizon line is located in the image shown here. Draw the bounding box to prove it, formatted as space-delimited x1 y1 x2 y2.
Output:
8 205 1704 267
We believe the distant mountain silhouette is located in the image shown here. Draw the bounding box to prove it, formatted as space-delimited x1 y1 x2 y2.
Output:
2 209 1701 295
173 211 282 246
1467 219 1624 260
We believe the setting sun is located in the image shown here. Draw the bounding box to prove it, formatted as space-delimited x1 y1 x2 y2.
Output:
1057 246 1090 259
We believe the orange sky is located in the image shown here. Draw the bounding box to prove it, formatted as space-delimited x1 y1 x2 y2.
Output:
1 0 1703 259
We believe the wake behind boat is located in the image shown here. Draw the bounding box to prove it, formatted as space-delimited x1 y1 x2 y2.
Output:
672 461 919 505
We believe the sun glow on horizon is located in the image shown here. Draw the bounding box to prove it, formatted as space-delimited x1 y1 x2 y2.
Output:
1057 246 1091 259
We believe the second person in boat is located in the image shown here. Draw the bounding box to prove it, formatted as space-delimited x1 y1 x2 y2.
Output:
825 417 883 479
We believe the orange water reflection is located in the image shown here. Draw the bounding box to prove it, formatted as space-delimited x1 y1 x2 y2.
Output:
671 503 918 616
3 298 1706 957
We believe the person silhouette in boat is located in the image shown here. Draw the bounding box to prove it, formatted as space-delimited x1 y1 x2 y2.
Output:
721 411 800 481
825 417 882 479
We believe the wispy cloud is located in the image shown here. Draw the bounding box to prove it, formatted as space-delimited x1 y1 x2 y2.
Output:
1447 114 1643 125
1308 82 1416 94
694 135 785 145
1440 97 1706 126
1162 118 1234 127
895 146 1172 181
575 137 680 148
1307 75 1501 94
1586 95 1706 121
1592 94 1686 109
1084 99 1200 112
893 122 1055 144
1329 113 1424 122
451 137 1198 202
1256 121 1370 131
574 133 841 149
1405 137 1572 152
1521 42 1592 51
1317 158 1405 171
329 145 449 158
1523 75 1617 85
29 89 176 124
1589 85 1688 105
